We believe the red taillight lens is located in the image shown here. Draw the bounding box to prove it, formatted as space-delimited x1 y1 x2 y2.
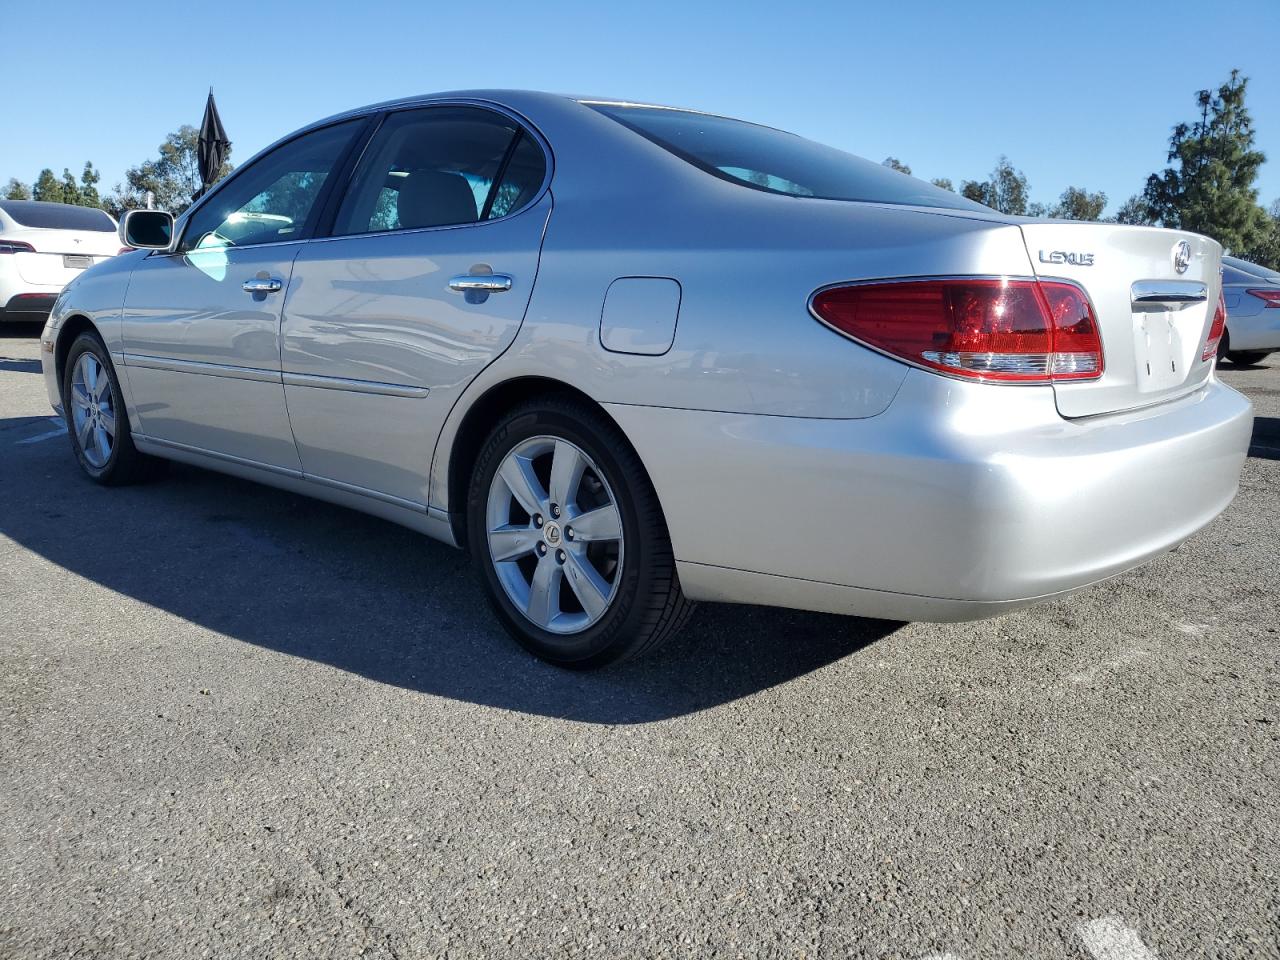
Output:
810 278 1102 382
117 246 134 255
0 240 35 254
1203 292 1227 361
1247 288 1280 308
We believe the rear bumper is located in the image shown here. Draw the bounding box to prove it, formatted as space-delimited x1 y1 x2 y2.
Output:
1 292 58 320
607 370 1253 621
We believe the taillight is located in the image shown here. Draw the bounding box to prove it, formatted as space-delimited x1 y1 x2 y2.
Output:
1202 291 1226 361
1247 288 1280 309
810 277 1103 383
117 246 134 255
0 240 35 254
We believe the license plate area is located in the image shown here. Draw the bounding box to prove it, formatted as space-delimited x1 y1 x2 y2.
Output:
1132 308 1196 394
62 254 92 269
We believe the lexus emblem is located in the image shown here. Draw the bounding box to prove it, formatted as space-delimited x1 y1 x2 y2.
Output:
1173 240 1191 274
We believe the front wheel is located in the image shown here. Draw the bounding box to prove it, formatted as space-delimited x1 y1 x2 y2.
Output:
61 332 159 485
466 396 694 668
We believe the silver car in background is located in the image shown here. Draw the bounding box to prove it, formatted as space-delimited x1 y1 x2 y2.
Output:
39 90 1253 667
1218 254 1280 366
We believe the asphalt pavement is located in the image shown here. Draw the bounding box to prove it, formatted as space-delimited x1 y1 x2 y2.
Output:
1 322 1277 959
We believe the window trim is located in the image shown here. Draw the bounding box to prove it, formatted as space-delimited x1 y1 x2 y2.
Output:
310 101 554 244
161 115 375 257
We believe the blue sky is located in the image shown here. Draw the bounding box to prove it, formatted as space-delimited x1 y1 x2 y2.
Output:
2 0 1276 215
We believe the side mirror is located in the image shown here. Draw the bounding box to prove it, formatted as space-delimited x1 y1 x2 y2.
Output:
119 210 175 251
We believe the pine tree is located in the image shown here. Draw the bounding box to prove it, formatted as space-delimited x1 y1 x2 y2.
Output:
3 178 31 199
1142 70 1268 254
79 161 102 208
32 168 64 204
61 168 82 206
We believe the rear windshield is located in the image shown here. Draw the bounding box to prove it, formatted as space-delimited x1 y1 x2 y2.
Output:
0 200 115 231
587 103 987 212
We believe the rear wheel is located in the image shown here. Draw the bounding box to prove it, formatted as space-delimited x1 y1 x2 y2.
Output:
1226 350 1270 367
61 332 159 485
466 396 694 668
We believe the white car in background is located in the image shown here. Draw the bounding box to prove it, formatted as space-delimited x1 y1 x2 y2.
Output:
0 200 120 321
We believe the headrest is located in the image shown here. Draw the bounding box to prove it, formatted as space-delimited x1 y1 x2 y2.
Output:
397 170 478 229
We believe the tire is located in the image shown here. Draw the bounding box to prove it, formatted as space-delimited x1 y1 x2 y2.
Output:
61 332 159 485
1226 350 1270 367
466 395 694 668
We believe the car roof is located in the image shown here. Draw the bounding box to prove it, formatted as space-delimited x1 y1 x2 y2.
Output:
0 199 104 214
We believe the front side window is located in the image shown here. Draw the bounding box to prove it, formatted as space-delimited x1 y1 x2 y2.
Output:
587 103 987 212
179 120 361 252
333 107 546 236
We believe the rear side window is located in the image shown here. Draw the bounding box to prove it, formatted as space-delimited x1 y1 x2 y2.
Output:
586 103 986 212
332 106 546 236
0 200 115 231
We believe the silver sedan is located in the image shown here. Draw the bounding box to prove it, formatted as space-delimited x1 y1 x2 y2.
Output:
1219 254 1280 366
40 90 1253 667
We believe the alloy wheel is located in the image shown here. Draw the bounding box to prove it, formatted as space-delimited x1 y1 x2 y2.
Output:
485 435 624 635
70 353 116 468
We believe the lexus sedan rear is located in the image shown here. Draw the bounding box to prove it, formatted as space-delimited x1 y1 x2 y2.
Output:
38 90 1253 667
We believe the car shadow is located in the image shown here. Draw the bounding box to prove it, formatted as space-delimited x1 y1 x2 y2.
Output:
2 418 897 723
1250 416 1280 461
0 321 45 339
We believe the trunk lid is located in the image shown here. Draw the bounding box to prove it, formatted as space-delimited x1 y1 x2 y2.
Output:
1018 221 1221 418
7 227 119 285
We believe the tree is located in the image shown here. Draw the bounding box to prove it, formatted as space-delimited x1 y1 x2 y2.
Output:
3 178 30 199
882 157 911 175
1142 70 1268 255
1236 198 1280 269
60 168 82 207
1112 195 1153 225
108 125 233 216
79 162 101 208
32 168 64 204
930 177 954 192
960 156 1031 215
1049 186 1107 221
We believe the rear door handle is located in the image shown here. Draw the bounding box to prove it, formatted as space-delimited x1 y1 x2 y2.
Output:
243 277 283 294
448 274 512 293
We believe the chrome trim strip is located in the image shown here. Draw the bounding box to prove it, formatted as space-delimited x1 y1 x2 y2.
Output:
281 371 430 398
122 353 282 383
134 434 303 478
1131 280 1208 308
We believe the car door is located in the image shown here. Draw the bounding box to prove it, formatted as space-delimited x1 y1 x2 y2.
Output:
281 105 551 505
120 118 365 469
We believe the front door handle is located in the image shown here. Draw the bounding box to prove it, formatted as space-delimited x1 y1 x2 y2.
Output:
449 274 513 293
243 277 284 295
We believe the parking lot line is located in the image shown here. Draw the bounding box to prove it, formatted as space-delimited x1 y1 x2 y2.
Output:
1076 917 1159 960
15 417 66 444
